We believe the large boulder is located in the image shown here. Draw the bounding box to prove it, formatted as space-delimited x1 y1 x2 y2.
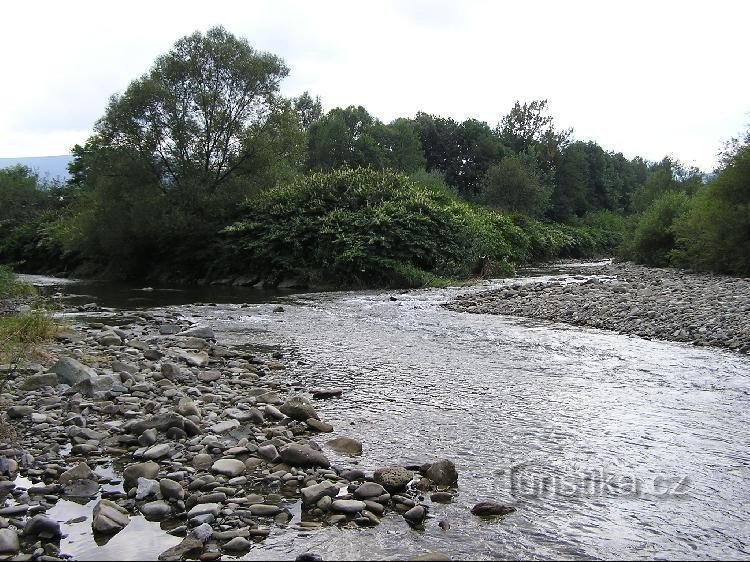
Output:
279 444 330 468
92 499 130 534
52 357 97 386
374 466 413 493
279 396 319 421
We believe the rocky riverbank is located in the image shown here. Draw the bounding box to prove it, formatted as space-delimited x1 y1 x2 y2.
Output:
445 262 750 354
0 301 507 561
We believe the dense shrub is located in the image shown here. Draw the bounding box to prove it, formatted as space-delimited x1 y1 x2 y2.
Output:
623 191 691 266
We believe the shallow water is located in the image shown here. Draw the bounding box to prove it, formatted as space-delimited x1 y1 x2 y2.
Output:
27 263 750 560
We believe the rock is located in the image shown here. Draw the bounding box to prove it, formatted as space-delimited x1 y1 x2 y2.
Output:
160 478 185 501
140 500 172 520
52 356 97 386
223 536 252 552
136 477 160 500
211 459 246 478
193 454 213 470
404 505 426 525
209 419 240 434
256 391 282 404
59 462 97 485
143 443 172 460
20 372 59 390
187 503 220 518
279 444 330 468
424 459 458 486
161 363 182 380
295 554 323 562
23 514 61 539
331 499 366 514
311 388 343 399
354 482 386 500
470 501 516 517
190 522 213 542
92 499 130 534
279 396 319 421
305 418 333 432
75 373 116 397
123 461 160 490
326 437 362 455
226 408 263 423
183 351 209 367
374 466 413 492
98 332 123 346
301 480 339 505
430 492 453 503
179 326 215 340
63 479 100 498
6 406 32 419
129 412 195 436
177 398 200 418
139 428 159 446
264 405 285 419
0 528 19 553
158 536 204 561
248 504 283 516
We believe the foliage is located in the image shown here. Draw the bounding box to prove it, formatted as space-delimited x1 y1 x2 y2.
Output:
624 191 691 266
0 266 36 299
479 155 551 216
671 145 750 274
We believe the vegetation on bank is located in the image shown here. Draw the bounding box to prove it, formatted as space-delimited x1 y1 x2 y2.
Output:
0 26 747 285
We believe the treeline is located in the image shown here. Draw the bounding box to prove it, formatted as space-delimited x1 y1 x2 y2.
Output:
0 27 746 285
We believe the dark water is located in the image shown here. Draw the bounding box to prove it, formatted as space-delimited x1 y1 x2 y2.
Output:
20 264 750 560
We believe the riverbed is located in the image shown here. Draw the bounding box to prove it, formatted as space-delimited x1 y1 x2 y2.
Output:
16 262 750 560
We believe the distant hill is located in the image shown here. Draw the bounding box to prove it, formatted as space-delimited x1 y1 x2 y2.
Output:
0 155 73 182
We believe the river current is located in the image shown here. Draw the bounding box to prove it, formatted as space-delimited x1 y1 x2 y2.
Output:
22 262 750 560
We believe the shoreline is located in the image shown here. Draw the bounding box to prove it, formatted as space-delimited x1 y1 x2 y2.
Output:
0 304 459 560
444 261 750 354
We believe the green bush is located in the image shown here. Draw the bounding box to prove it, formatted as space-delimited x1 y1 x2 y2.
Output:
0 266 36 299
224 168 530 287
624 191 691 266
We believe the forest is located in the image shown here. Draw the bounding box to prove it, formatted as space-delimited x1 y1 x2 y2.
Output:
1 27 748 287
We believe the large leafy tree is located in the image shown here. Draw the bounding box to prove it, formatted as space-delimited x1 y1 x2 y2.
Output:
479 155 551 216
82 26 289 196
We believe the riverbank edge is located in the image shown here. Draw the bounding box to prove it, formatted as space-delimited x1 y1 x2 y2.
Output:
444 261 750 355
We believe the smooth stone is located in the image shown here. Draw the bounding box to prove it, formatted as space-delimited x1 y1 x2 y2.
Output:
311 388 343 399
144 443 172 460
305 418 333 433
63 479 100 498
209 420 240 434
6 406 33 419
158 536 204 561
326 437 362 455
257 445 279 461
139 428 159 446
404 505 426 525
59 462 97 485
123 461 160 490
331 499 366 514
354 482 386 500
211 459 246 478
471 501 516 517
23 514 61 539
20 373 59 390
177 398 200 418
279 396 319 422
411 552 452 561
430 492 454 503
52 356 97 386
92 499 130 535
424 459 458 486
187 503 220 518
279 444 330 468
301 480 339 505
136 477 160 500
223 537 252 552
179 326 215 340
0 528 19 553
160 478 185 500
249 504 283 517
193 454 213 470
140 500 172 520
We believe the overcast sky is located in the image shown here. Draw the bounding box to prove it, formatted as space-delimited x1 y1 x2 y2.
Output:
2 0 748 171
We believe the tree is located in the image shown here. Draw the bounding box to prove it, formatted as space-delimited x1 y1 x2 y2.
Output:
92 26 289 195
498 99 571 157
292 91 323 130
479 155 551 216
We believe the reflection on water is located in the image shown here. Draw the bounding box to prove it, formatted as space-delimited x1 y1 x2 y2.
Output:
20 264 750 560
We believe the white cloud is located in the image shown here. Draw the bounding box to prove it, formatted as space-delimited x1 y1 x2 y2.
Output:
1 0 748 170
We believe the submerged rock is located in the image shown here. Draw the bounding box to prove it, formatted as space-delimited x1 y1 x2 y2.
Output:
92 499 130 535
470 501 516 517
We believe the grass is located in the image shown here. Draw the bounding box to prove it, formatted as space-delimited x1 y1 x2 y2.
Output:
0 265 36 299
0 310 59 363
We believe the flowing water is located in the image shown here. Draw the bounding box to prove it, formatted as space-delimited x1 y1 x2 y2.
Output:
21 263 750 560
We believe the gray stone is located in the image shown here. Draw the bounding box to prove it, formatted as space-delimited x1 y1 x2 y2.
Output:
140 500 172 520
424 459 458 486
404 505 426 525
279 396 319 421
326 437 362 455
177 398 200 418
161 363 182 380
374 466 413 493
223 536 252 552
279 444 330 468
136 477 160 500
20 372 59 390
159 478 184 501
306 418 333 432
179 326 215 340
138 428 158 446
158 536 203 561
98 331 123 346
63 479 100 498
92 499 130 534
470 501 516 516
301 480 339 505
123 461 160 490
249 504 283 516
331 499 366 514
6 406 32 419
23 514 61 539
354 482 386 499
193 454 213 470
187 503 220 518
52 356 97 386
209 419 240 434
190 522 213 542
0 528 19 553
211 458 246 477
257 445 279 461
143 443 172 460
59 462 97 486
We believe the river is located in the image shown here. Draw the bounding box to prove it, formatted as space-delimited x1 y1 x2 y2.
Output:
21 262 750 560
